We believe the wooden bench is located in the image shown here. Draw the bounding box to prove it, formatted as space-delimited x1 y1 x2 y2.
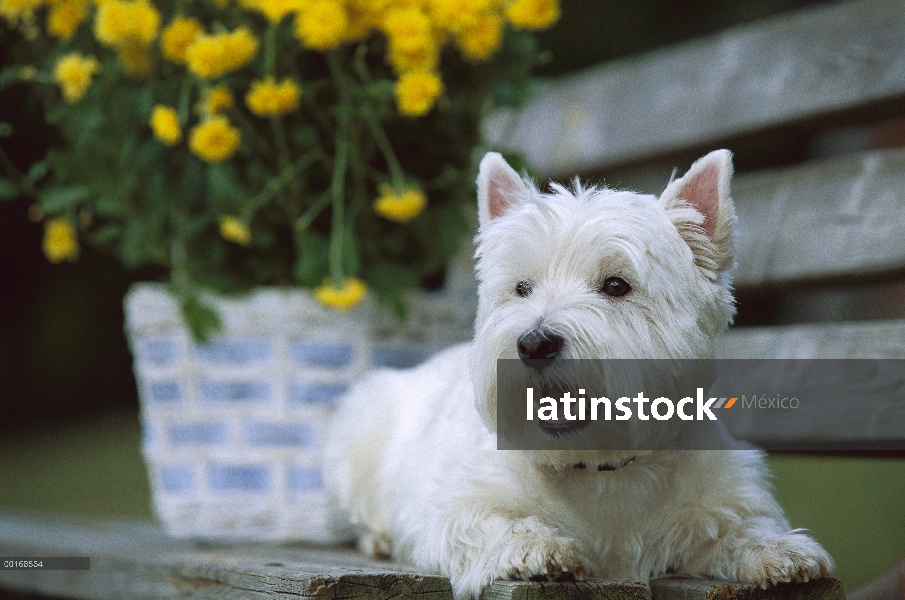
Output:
2 0 902 597
0 511 844 600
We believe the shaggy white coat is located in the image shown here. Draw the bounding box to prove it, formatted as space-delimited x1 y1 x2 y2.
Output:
321 151 833 600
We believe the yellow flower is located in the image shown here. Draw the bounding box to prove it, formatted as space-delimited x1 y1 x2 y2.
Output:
149 105 181 145
185 27 259 79
383 5 431 54
189 116 241 162
373 184 426 222
294 0 348 50
117 41 153 76
218 215 251 245
53 52 101 102
245 77 301 117
47 0 89 40
0 0 43 26
242 0 300 24
505 0 559 30
93 0 161 48
394 70 442 116
160 16 202 64
199 85 234 116
455 12 502 60
429 0 494 33
314 277 367 311
42 217 80 263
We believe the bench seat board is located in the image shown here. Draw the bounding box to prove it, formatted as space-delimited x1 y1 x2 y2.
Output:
484 0 905 177
0 512 843 600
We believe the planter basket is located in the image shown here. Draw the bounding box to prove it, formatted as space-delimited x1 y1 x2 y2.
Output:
125 278 475 542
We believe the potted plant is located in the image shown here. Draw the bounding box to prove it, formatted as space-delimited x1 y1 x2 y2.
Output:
0 0 559 541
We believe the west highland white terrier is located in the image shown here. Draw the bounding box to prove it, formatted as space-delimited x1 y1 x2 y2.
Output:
322 150 833 599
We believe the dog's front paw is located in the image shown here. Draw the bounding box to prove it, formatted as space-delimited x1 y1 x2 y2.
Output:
498 518 589 582
736 532 834 589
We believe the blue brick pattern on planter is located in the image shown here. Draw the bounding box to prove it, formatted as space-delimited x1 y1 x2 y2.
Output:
195 339 272 365
290 381 348 405
149 381 182 403
201 380 271 403
291 341 354 368
288 467 323 492
169 422 229 446
140 339 177 366
372 345 428 369
160 466 194 493
208 464 270 492
245 422 313 447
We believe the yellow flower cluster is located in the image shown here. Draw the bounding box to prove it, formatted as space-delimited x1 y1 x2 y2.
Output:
47 0 89 40
0 0 42 27
373 184 427 223
185 27 259 79
160 16 203 64
394 70 443 117
189 116 241 162
245 77 301 117
149 105 181 145
93 0 160 48
218 215 251 245
241 0 300 24
314 277 367 311
200 85 234 117
53 52 101 102
42 217 80 263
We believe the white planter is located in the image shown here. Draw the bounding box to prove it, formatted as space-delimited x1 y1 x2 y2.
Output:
125 275 476 542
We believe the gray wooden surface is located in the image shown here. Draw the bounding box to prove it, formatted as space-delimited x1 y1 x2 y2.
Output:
0 512 843 600
732 149 905 288
484 0 905 177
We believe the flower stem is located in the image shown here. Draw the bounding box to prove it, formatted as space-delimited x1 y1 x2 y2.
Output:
326 52 351 288
264 24 277 77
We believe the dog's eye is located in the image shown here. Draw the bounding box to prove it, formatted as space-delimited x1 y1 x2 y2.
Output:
600 277 631 297
515 281 533 298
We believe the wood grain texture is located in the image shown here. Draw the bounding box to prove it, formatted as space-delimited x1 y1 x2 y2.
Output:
484 0 905 177
732 149 905 288
481 579 649 600
716 319 905 359
0 513 846 600
651 578 844 600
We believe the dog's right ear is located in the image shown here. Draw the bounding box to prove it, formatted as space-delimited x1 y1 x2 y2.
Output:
477 152 530 226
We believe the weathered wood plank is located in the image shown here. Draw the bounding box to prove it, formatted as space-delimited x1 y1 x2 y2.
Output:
715 320 905 450
0 512 451 600
481 579 649 600
0 513 845 600
716 319 905 359
484 0 905 177
732 149 905 288
651 578 844 600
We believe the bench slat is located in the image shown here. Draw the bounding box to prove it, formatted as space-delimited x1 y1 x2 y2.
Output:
0 512 842 600
733 149 905 288
717 319 905 359
484 0 905 177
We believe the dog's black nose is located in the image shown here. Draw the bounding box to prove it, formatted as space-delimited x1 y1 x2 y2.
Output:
517 329 563 369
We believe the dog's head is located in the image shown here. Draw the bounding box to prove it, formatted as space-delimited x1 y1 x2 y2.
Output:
470 151 736 468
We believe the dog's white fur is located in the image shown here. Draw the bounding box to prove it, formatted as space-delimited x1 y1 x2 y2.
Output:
322 151 833 599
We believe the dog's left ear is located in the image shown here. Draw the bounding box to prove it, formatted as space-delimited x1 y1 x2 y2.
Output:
659 149 735 274
477 152 531 227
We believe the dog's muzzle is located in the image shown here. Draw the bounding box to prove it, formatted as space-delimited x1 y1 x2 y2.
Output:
517 328 563 370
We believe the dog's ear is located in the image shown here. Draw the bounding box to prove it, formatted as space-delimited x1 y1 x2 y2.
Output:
477 152 530 226
659 149 735 274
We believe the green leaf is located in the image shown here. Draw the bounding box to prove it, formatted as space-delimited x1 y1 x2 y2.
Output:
180 294 223 343
0 178 19 200
40 185 92 212
0 122 12 138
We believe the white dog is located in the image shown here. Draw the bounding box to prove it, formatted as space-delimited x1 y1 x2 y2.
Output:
322 150 833 599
